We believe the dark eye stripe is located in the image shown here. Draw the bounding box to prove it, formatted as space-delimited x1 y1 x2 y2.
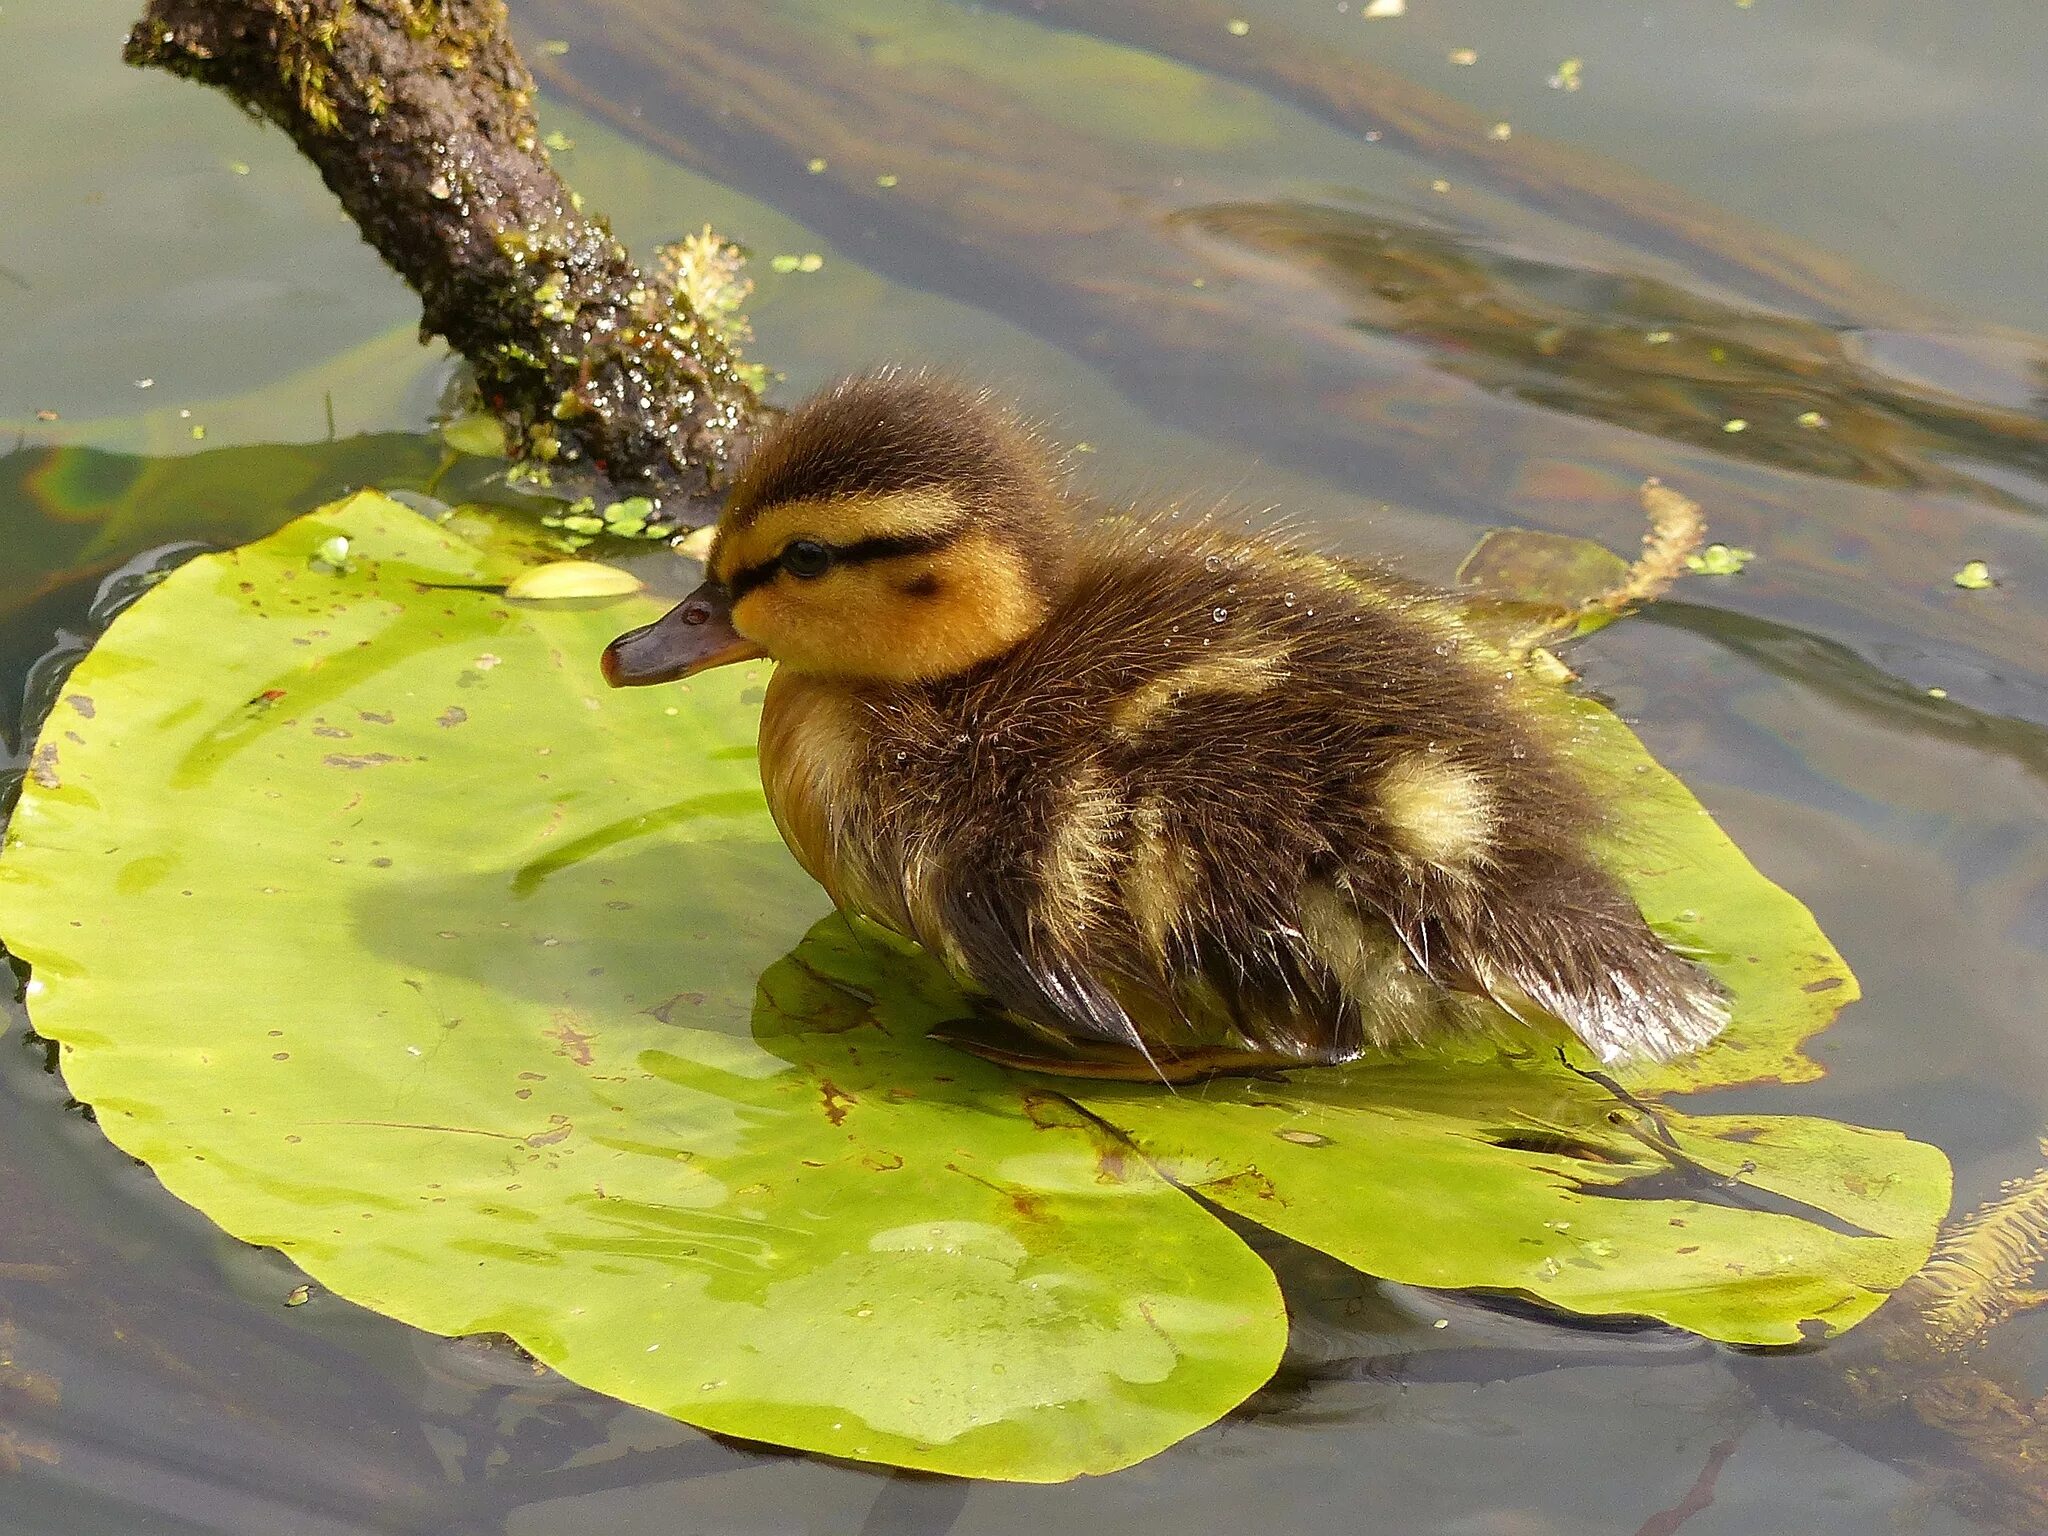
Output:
727 530 956 601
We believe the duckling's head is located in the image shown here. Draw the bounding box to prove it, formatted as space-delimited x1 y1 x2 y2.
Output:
602 372 1072 687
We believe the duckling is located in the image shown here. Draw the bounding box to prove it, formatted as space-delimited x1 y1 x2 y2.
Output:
602 372 1727 1080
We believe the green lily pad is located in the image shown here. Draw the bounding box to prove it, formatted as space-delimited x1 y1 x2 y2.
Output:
1457 526 1632 605
0 494 1950 1478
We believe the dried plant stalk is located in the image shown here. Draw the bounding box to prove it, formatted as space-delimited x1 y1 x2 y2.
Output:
1580 478 1709 621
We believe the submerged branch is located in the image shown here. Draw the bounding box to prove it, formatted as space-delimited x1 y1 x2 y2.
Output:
125 0 760 515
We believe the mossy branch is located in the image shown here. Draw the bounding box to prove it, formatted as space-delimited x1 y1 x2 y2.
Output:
126 0 761 516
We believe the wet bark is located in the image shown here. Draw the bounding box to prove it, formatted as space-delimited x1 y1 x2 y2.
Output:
125 0 760 516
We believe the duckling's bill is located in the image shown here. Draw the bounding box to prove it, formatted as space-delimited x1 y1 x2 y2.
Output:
600 581 767 687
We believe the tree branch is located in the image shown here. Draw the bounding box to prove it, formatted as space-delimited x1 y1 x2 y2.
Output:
126 0 760 517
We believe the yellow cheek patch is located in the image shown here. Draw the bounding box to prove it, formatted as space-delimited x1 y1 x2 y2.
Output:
1377 753 1494 871
712 489 965 584
1108 646 1291 740
733 529 1048 682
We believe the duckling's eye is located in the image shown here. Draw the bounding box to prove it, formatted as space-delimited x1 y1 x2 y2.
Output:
780 540 833 580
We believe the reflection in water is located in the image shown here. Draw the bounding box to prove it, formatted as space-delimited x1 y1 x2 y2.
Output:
1177 200 2048 513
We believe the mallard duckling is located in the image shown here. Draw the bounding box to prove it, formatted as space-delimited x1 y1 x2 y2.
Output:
602 372 1727 1080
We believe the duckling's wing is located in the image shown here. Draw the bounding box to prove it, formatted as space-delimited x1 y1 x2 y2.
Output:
927 883 1154 1058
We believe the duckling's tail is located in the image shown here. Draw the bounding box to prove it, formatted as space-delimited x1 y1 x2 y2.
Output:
1464 867 1731 1066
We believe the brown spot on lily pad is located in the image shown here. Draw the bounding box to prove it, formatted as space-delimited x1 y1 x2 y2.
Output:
1800 977 1845 994
65 694 95 719
545 1013 595 1066
29 744 59 790
437 706 469 728
820 1080 856 1127
323 753 409 769
525 1114 572 1148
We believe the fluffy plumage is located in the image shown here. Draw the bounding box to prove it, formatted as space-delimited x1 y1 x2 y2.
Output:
607 371 1729 1078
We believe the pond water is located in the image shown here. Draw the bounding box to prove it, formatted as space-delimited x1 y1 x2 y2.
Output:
4 0 2046 1531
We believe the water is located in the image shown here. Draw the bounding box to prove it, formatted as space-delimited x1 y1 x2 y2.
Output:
4 0 2046 1530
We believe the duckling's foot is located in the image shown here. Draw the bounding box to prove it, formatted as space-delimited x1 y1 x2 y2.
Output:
928 1014 1303 1083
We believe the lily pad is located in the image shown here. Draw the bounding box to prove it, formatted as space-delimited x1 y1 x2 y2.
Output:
1457 525 1632 599
0 494 1950 1478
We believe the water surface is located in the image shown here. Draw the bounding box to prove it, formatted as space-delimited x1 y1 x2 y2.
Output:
4 1 2045 1530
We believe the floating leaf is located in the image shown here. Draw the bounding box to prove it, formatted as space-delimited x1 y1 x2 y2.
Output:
598 496 658 538
503 560 645 601
1687 543 1755 576
440 414 508 458
1456 527 1629 647
1953 560 1995 591
0 494 1950 1478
